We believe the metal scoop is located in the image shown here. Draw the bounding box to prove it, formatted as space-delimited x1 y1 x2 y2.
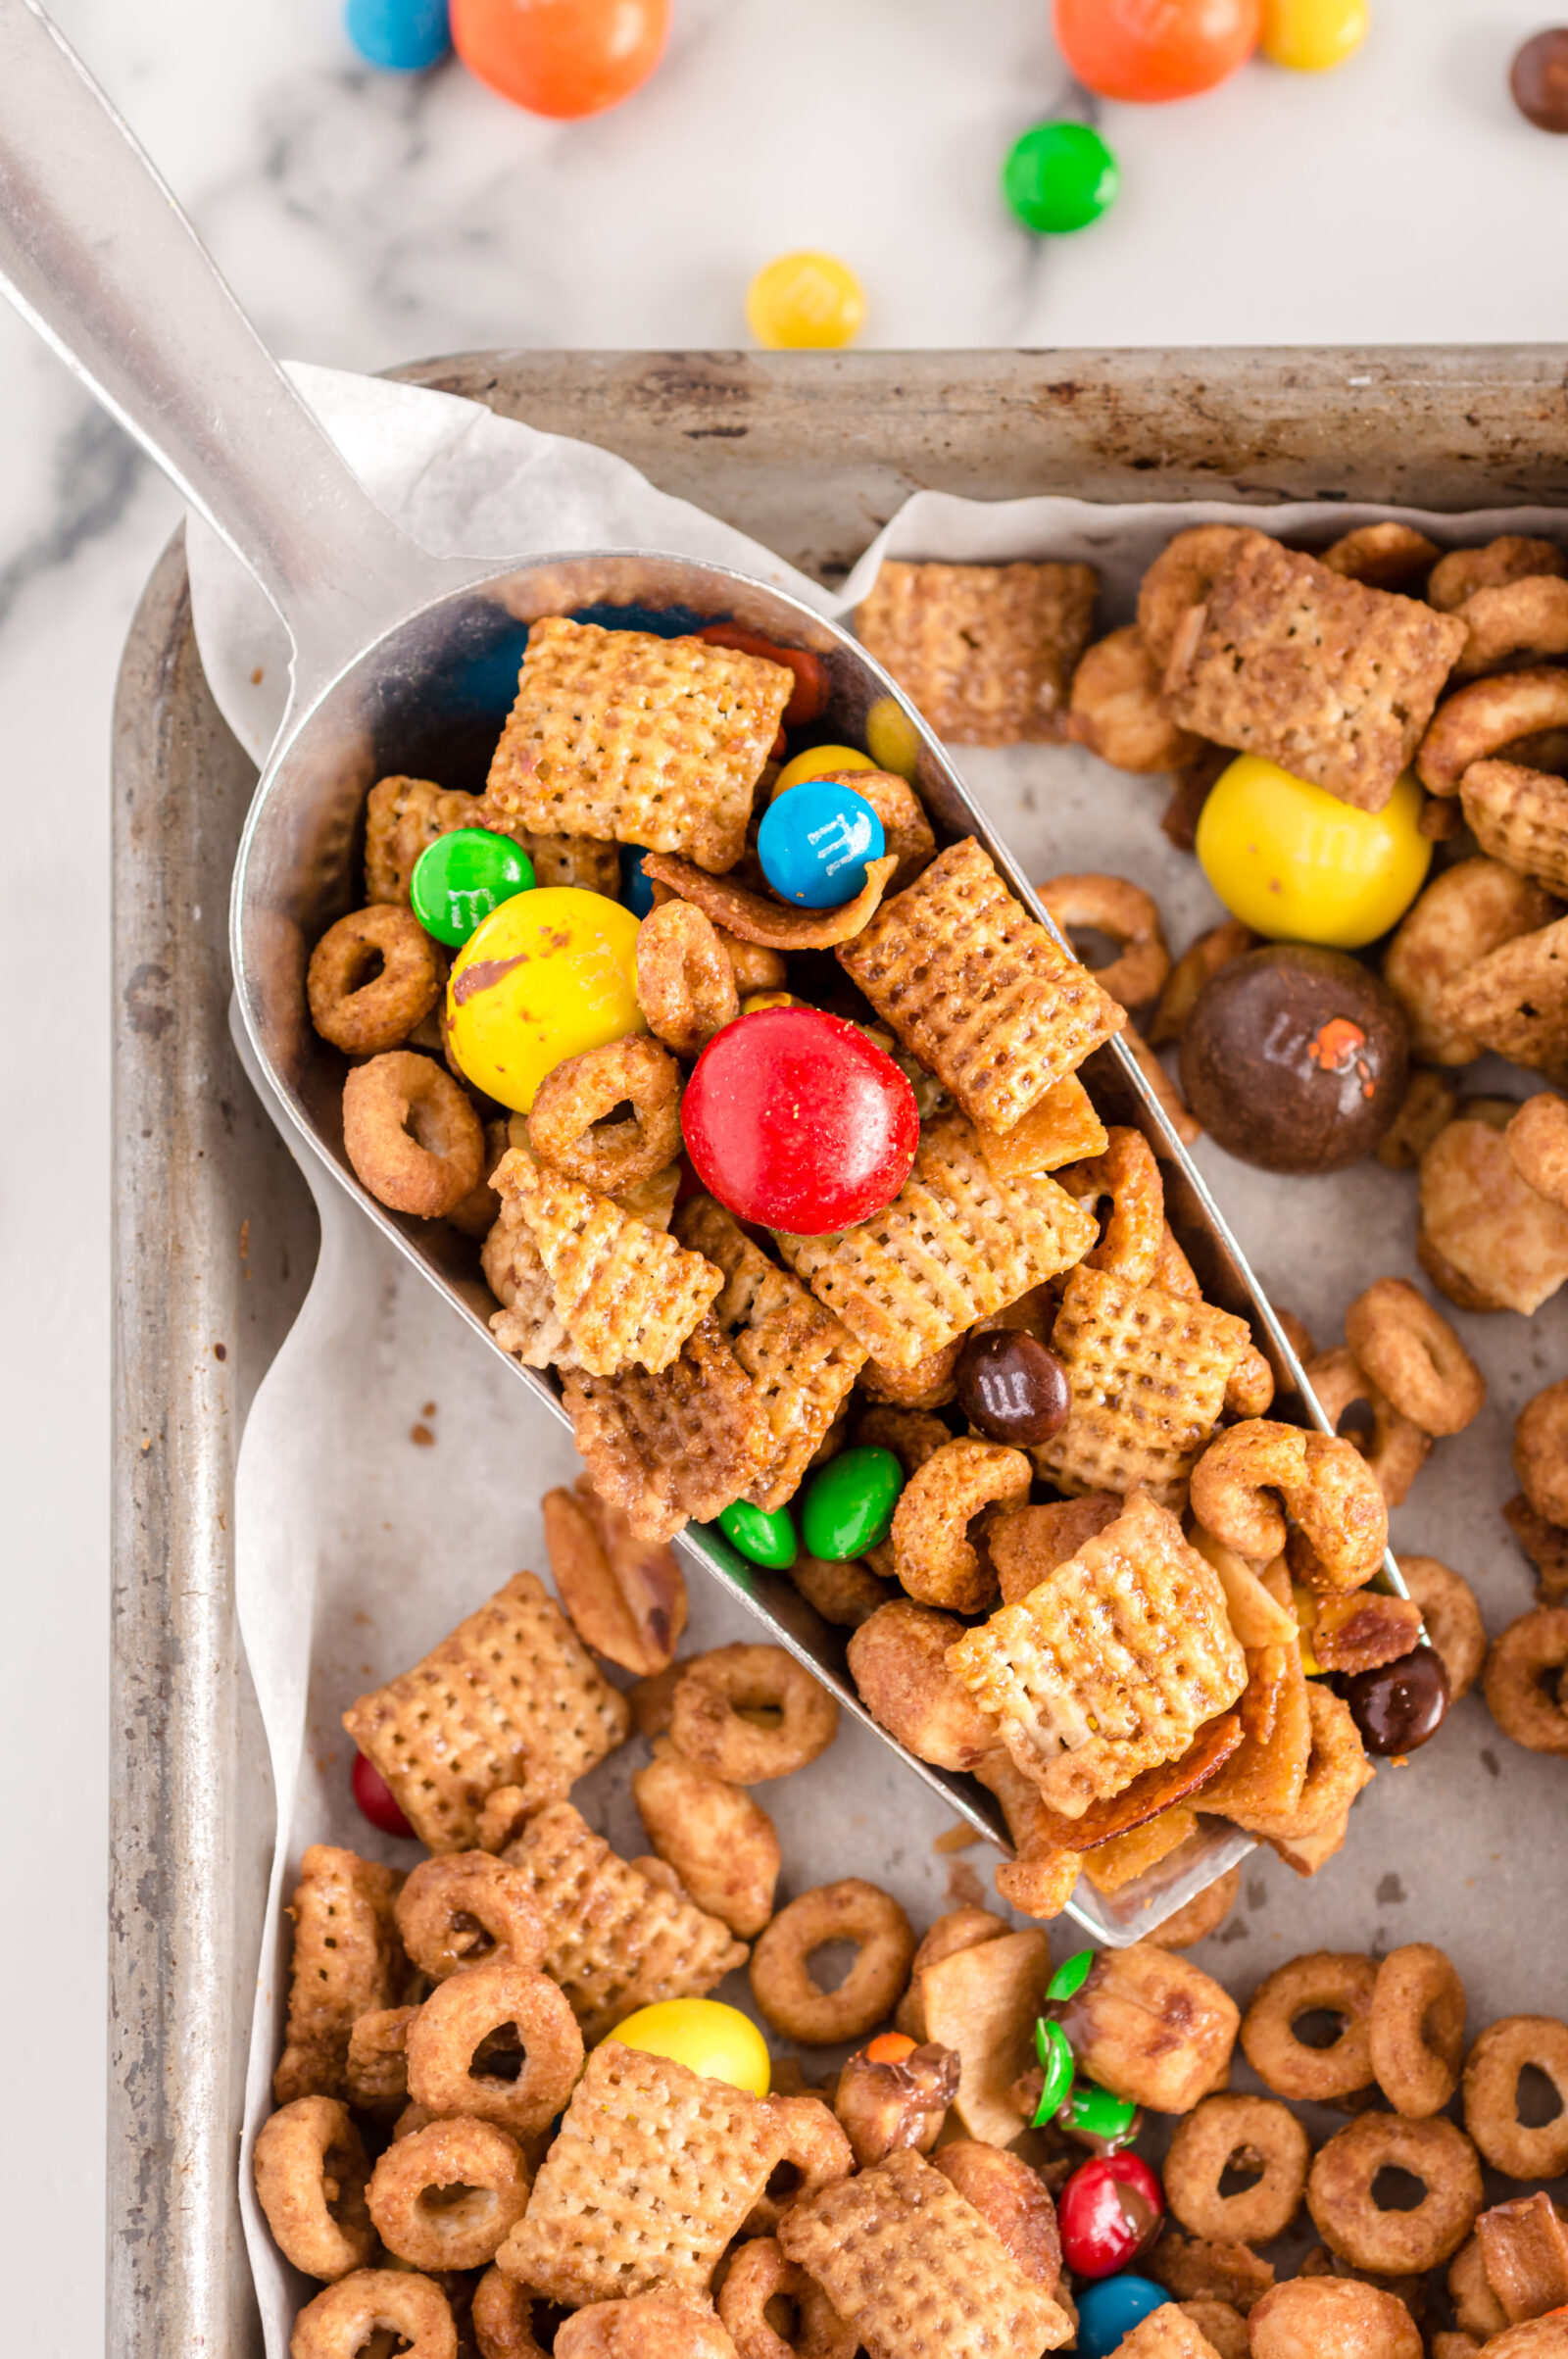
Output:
0 0 1349 1940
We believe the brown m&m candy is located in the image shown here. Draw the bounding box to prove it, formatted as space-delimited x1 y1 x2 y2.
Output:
1340 1643 1450 1755
1512 29 1568 131
1179 944 1409 1175
956 1329 1070 1448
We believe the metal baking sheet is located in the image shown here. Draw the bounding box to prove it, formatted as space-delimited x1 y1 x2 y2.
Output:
111 346 1568 2359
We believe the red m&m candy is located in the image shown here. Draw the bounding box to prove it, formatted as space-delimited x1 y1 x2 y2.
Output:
352 1751 414 1839
681 1007 917 1236
1058 2152 1165 2280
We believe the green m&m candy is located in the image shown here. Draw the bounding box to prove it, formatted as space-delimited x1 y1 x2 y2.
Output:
717 1499 799 1570
411 827 534 947
1033 2017 1075 2128
801 1446 904 1561
1048 1948 1096 2004
1003 122 1119 235
1058 2079 1142 2154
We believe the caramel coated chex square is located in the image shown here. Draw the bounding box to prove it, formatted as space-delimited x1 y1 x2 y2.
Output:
273 1844 404 2104
947 1492 1246 1818
502 1801 748 2040
1435 911 1568 1080
855 559 1097 746
777 2147 1073 2359
562 1315 771 1542
839 840 1125 1132
1162 536 1466 812
676 1196 867 1510
485 617 792 873
774 1111 1097 1373
342 1572 630 1853
494 1148 720 1378
498 2039 772 2304
976 1074 1107 1181
1460 762 1568 896
1035 1264 1252 1507
364 772 618 905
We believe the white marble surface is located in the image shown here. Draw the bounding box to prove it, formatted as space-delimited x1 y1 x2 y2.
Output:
0 0 1561 2345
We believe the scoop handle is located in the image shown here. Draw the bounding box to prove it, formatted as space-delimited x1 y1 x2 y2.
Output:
0 0 447 688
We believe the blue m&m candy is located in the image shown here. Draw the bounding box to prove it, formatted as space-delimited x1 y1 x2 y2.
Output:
345 0 451 71
759 780 885 910
620 842 657 919
1073 2277 1170 2359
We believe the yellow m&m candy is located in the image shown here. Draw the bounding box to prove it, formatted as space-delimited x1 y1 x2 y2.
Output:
747 252 865 351
446 886 645 1112
1261 0 1368 73
606 1998 771 2095
773 743 876 797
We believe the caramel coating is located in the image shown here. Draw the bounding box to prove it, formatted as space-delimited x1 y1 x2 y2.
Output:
1060 1125 1164 1287
1515 1381 1568 1528
1464 2015 1568 2179
1306 2112 1482 2273
888 1439 1030 1616
931 2141 1061 2288
1249 2278 1421 2359
1241 1952 1377 2103
1035 873 1172 1010
555 2297 740 2359
1452 573 1568 677
291 2268 456 2359
1066 624 1202 773
1057 1943 1240 2117
743 2093 855 2236
1428 537 1568 613
631 1739 779 1936
669 1645 839 1784
342 1051 484 1219
1508 1093 1568 1211
471 2265 547 2359
635 900 740 1055
1369 1943 1467 2119
1148 1865 1242 1951
1483 1608 1568 1755
1320 522 1439 593
526 1035 683 1192
894 1905 1010 2041
253 2096 374 2281
1190 1420 1388 1595
750 1879 915 2046
1418 669 1568 796
1343 1277 1484 1438
366 2115 529 2270
717 2236 855 2359
1384 860 1558 1066
1163 2094 1310 2244
1304 1348 1430 1510
846 1599 1000 1772
542 1476 687 1679
833 2040 958 2168
1396 1556 1487 1703
1138 526 1268 666
396 1853 546 1983
308 905 444 1055
1177 2302 1249 2359
404 1961 584 2136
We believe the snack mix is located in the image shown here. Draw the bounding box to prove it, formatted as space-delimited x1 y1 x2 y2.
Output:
257 1539 1568 2359
275 540 1568 2352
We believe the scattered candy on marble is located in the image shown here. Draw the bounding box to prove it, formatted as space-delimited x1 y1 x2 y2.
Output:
681 1006 918 1234
1072 2276 1172 2359
801 1445 904 1562
759 779 886 910
411 826 534 947
1058 2080 1144 2155
774 742 878 795
1033 2017 1076 2128
345 0 452 71
352 1750 415 1837
1510 27 1568 130
717 1499 799 1570
1261 0 1368 72
864 695 921 781
1196 755 1431 950
1003 121 1120 234
1341 1643 1450 1754
747 252 866 351
451 0 668 116
1179 944 1410 1175
956 1330 1071 1448
1057 2152 1166 2281
607 1998 771 2095
619 842 657 919
1054 0 1260 102
446 885 645 1113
